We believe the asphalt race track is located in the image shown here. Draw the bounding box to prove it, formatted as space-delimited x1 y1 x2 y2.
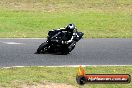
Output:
0 38 132 67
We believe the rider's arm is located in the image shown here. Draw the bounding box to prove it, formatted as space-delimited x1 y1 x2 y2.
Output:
62 29 78 44
66 33 77 43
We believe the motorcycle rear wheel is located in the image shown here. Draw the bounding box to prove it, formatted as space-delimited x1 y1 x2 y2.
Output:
37 42 49 54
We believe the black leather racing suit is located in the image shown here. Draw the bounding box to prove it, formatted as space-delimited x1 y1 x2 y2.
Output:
57 28 79 44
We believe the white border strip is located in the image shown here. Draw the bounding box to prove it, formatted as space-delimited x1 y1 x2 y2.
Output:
2 42 23 45
0 38 46 39
1 65 132 69
40 65 132 67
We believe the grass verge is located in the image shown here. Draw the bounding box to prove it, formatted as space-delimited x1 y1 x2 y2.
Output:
0 0 132 38
0 66 131 88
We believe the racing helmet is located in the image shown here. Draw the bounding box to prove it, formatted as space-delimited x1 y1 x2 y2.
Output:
66 24 76 32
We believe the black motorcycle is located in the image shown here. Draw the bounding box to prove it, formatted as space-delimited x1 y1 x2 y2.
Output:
36 29 84 55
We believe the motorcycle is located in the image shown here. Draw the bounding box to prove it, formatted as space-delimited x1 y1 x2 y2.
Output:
35 29 84 55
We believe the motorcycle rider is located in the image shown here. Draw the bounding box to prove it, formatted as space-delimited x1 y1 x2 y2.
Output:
46 23 79 54
62 23 78 44
35 23 83 54
53 23 79 44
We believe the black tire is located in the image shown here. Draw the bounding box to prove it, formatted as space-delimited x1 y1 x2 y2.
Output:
37 42 49 54
68 42 76 52
69 44 75 52
76 76 86 85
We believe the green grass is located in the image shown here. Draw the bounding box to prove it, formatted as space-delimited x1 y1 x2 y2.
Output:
0 66 131 88
0 0 132 38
